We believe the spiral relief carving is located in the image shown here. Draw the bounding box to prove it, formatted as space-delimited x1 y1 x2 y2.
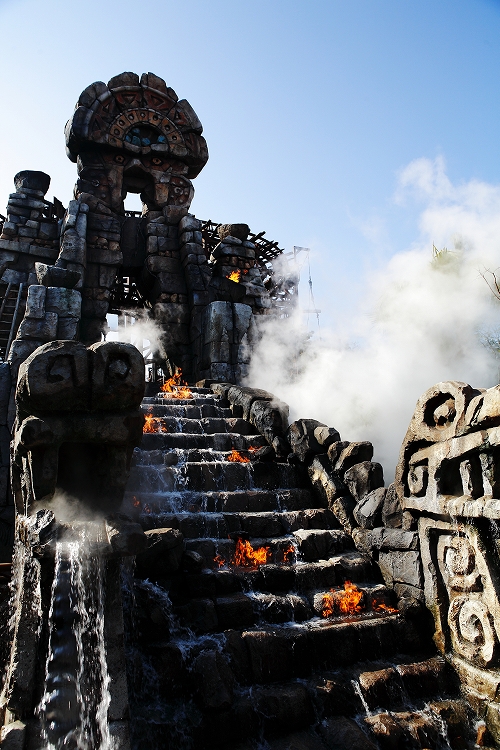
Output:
448 595 496 666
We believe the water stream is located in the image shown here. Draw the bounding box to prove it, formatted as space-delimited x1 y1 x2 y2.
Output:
39 526 112 750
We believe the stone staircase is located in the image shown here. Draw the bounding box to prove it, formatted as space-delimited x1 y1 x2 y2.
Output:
123 387 483 750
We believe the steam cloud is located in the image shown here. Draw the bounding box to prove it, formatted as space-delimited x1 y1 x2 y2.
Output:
245 157 500 481
106 310 164 363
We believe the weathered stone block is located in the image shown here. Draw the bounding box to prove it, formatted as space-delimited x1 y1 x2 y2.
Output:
135 527 184 576
378 550 422 588
249 398 289 444
218 223 250 241
14 170 50 194
344 461 384 501
382 482 403 528
358 667 404 711
333 441 374 474
354 487 386 529
179 214 202 232
18 311 58 341
56 317 79 340
293 529 350 561
25 285 46 319
308 455 346 506
288 419 336 463
46 287 81 318
59 230 86 264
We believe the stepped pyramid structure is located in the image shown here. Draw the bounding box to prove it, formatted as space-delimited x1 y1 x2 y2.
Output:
0 72 498 749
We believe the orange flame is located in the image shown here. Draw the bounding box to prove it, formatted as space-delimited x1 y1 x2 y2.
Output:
322 581 364 618
143 412 168 433
321 583 398 618
232 538 271 568
227 449 250 463
161 369 192 399
282 544 295 563
133 496 141 508
227 269 241 283
372 598 398 614
214 554 226 568
339 580 364 614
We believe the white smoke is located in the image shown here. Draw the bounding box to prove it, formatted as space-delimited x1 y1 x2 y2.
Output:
245 157 500 482
106 310 164 365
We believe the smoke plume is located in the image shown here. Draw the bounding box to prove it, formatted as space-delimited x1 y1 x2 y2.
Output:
246 157 500 481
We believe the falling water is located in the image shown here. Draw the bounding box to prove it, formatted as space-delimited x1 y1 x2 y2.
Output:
39 526 113 750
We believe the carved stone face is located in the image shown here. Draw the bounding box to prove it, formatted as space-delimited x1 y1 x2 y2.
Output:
66 72 207 215
76 150 194 213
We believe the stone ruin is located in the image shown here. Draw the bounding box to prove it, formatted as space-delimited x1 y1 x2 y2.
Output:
0 72 499 749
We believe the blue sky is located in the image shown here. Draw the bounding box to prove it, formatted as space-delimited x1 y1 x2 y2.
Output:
1 0 500 329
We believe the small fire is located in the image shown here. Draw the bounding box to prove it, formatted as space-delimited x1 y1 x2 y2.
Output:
372 598 398 614
227 449 250 463
161 369 192 399
233 538 271 567
226 269 248 283
215 538 271 569
322 581 364 618
282 544 295 563
321 582 398 618
133 496 141 508
143 411 168 433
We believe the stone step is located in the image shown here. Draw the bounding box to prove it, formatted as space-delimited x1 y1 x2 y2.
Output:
127 461 309 494
140 432 267 451
172 582 395 633
132 447 266 466
222 616 424 685
123 488 318 514
364 700 474 749
135 509 338 540
143 403 232 418
355 655 457 713
145 553 378 605
183 531 354 566
147 395 220 406
140 416 259 436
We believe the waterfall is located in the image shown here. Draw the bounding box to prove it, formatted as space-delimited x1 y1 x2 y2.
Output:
39 527 113 750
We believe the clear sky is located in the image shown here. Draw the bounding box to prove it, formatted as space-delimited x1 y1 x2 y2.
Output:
1 0 500 329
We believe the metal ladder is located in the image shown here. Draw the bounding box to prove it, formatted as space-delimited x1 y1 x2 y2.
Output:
0 283 26 361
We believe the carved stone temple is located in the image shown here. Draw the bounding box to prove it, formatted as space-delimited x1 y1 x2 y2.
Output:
1 72 500 749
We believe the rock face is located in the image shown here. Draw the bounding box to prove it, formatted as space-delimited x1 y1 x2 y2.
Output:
394 379 500 745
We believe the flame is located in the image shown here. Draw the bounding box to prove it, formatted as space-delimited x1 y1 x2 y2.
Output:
372 598 398 614
214 554 226 568
247 445 259 454
339 580 364 614
233 538 271 567
161 369 192 399
143 411 168 433
227 449 250 463
321 583 398 618
133 496 141 508
227 269 241 282
282 544 295 563
322 581 364 617
322 591 336 618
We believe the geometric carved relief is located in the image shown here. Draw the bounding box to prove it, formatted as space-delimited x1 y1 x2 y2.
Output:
396 381 500 519
419 517 500 678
